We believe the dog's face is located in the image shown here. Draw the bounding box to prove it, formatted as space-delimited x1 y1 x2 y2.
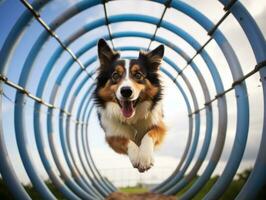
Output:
94 39 164 119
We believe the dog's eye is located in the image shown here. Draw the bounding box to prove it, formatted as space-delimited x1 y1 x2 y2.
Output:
134 72 143 80
112 72 120 81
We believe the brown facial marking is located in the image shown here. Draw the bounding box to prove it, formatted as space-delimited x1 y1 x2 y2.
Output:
106 136 129 154
131 64 140 73
145 80 159 97
98 80 118 102
137 79 159 102
147 120 166 146
115 65 124 75
132 81 145 92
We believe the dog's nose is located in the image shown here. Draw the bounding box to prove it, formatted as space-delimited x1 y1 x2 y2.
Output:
120 86 133 98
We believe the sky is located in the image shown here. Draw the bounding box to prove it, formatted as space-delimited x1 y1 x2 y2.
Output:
0 0 265 188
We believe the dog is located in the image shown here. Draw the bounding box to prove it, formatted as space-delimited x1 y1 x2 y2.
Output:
94 39 166 172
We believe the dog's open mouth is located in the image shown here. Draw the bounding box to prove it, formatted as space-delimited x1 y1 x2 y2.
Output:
117 99 138 118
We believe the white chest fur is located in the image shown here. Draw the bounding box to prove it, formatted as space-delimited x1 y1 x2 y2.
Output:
98 101 162 143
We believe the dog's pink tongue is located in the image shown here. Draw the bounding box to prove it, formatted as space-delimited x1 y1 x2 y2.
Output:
121 101 134 118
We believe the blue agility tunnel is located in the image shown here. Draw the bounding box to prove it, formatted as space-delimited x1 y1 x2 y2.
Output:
0 0 265 199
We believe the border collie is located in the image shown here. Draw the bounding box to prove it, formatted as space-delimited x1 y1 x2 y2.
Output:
94 39 166 172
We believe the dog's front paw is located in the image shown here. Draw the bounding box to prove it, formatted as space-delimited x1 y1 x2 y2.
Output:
136 150 154 172
135 134 155 172
127 141 140 168
129 152 139 169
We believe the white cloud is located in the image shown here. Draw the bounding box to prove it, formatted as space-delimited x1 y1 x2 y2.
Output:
243 0 266 17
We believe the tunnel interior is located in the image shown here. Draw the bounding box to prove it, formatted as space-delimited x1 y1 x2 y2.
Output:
0 0 266 200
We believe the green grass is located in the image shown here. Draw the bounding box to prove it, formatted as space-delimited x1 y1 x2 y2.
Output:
119 169 266 200
0 180 66 200
119 186 148 194
1 169 265 199
175 176 219 200
174 175 243 200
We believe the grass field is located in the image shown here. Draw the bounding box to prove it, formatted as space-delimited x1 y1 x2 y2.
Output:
1 169 265 199
120 186 148 194
119 169 266 200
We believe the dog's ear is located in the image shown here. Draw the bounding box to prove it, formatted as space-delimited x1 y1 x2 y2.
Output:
98 39 120 67
139 45 164 71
